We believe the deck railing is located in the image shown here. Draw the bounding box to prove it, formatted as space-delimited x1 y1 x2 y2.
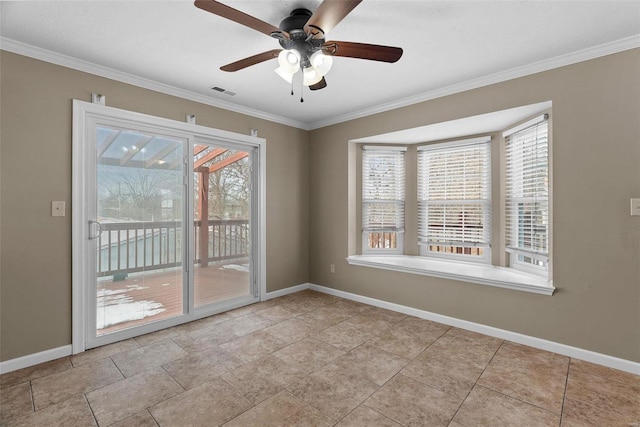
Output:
98 219 249 277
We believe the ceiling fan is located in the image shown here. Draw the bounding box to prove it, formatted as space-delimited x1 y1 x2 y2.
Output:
194 0 403 95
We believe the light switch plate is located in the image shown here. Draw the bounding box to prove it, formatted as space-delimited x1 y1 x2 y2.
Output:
631 198 640 216
52 201 65 217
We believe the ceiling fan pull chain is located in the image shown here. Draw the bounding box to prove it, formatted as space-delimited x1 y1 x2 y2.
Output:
300 74 304 102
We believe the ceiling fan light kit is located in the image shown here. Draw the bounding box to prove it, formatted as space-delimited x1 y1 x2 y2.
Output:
194 0 403 98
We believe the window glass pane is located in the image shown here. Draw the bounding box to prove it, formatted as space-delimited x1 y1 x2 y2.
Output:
418 140 491 261
505 118 549 272
362 147 405 252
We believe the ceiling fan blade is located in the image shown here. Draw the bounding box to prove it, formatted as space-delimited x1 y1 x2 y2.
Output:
220 49 281 72
309 77 327 91
322 41 403 63
304 0 362 37
194 0 288 39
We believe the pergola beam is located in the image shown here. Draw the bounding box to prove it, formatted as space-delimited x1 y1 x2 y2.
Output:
194 148 227 169
208 151 249 173
119 135 154 166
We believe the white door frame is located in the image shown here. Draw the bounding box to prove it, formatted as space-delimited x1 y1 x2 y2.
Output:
71 100 266 354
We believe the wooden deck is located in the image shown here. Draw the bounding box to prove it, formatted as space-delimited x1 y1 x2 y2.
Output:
97 260 249 335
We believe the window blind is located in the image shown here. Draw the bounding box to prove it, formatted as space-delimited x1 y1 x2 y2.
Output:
417 138 491 255
362 146 406 234
504 116 549 264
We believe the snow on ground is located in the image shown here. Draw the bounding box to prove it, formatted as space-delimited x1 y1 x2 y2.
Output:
97 287 164 329
220 264 250 273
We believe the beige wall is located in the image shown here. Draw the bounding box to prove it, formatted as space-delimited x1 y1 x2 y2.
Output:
309 49 640 362
2 48 639 364
0 52 309 361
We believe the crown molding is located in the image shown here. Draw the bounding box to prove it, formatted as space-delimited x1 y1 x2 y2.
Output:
0 37 310 131
2 35 638 132
307 34 640 130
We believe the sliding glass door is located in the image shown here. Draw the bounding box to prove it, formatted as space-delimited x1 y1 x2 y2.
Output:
73 101 264 351
193 143 253 308
94 125 186 336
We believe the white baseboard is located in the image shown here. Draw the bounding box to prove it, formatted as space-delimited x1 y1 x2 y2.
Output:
264 283 312 300
0 345 72 375
308 283 640 376
3 283 638 376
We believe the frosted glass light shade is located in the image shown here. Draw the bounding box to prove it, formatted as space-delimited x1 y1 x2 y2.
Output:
302 67 322 86
277 49 301 73
275 67 295 83
309 51 333 76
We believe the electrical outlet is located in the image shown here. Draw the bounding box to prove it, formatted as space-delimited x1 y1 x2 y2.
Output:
330 264 335 273
631 198 640 216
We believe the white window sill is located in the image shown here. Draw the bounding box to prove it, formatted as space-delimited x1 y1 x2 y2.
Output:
346 255 555 295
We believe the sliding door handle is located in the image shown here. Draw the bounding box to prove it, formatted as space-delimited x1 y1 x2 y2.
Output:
88 220 102 240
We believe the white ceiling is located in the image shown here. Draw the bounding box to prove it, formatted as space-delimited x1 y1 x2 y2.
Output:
1 1 639 129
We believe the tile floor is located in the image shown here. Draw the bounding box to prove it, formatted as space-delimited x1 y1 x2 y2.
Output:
1 290 638 426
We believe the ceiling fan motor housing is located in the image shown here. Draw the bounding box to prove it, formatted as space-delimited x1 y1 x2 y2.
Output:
277 9 325 68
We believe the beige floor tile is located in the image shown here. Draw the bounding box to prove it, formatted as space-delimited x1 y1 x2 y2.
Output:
561 398 637 426
569 358 640 387
86 368 183 426
263 318 317 344
162 346 244 389
133 326 187 347
317 301 362 319
111 339 188 377
149 378 252 426
6 395 96 427
395 316 450 336
223 390 332 426
336 406 402 427
226 300 279 318
366 325 437 359
342 310 405 333
364 316 451 360
315 321 378 351
0 382 33 423
228 312 279 336
258 304 305 322
174 312 234 332
332 343 410 386
299 290 341 305
452 386 560 427
566 369 640 420
443 327 503 357
221 330 288 362
280 298 330 314
70 339 140 367
401 349 482 399
32 358 123 410
492 341 570 377
287 363 379 422
0 357 71 389
110 410 158 427
366 306 407 319
364 374 462 427
170 321 238 353
328 299 373 315
222 354 306 404
478 354 567 414
274 338 345 373
297 307 353 331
